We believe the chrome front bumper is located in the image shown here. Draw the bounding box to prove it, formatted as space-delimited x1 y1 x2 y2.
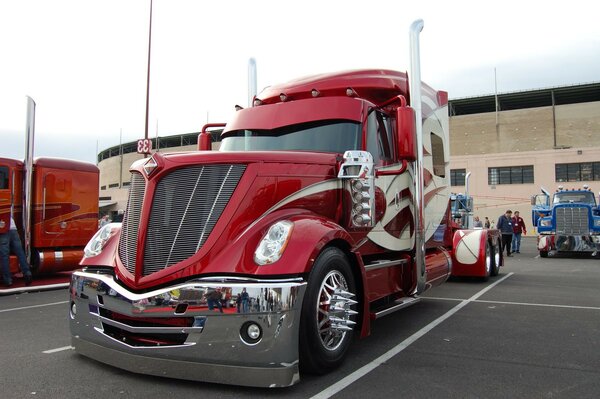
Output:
69 270 307 387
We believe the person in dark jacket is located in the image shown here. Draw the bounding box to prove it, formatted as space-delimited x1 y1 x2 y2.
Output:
511 210 527 254
497 210 514 257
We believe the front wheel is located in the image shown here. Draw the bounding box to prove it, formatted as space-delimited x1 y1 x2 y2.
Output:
299 247 358 374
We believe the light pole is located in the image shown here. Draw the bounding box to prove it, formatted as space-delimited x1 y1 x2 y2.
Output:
144 0 153 156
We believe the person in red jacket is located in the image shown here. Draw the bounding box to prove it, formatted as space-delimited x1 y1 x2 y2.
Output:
511 210 527 254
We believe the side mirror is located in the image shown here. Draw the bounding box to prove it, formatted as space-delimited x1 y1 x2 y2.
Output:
197 132 212 151
198 123 226 151
395 106 416 161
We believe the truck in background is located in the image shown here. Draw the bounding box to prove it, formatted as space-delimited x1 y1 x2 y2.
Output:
69 20 496 387
449 172 502 280
0 98 99 288
532 185 600 257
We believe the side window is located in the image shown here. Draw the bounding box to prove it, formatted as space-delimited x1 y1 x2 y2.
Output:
430 133 445 177
366 110 395 164
0 166 9 189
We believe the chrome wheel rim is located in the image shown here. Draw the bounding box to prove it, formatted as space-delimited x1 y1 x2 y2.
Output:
485 245 491 274
316 270 355 351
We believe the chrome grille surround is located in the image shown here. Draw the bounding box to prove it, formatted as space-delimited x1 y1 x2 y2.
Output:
555 206 589 235
119 172 146 275
143 164 245 276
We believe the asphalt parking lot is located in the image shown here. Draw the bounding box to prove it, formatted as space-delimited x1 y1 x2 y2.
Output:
1 237 599 399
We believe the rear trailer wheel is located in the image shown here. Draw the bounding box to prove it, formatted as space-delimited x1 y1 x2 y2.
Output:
490 243 500 277
299 247 358 374
481 241 491 282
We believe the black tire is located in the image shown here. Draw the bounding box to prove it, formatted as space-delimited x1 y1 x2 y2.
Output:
481 241 491 282
299 247 358 374
490 242 500 277
540 251 548 258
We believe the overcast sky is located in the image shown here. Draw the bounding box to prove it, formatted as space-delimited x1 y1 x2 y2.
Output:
1 0 599 164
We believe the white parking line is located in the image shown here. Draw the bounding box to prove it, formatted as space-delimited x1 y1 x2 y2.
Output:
0 300 69 313
424 297 600 311
43 346 73 354
311 273 514 399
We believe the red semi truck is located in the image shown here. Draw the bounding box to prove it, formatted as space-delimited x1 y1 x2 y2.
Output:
0 98 99 289
69 21 494 387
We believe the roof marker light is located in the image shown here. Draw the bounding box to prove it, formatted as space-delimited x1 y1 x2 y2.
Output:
311 89 320 97
346 88 356 97
235 105 244 111
253 99 262 107
279 93 288 102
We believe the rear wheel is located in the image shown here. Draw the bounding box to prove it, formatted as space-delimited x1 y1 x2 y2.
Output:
540 251 548 258
299 247 358 374
481 241 491 282
490 242 500 276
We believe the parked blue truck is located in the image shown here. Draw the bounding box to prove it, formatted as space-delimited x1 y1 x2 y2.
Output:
532 185 600 257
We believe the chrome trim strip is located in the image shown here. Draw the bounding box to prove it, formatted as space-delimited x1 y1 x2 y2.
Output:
364 259 407 272
97 315 205 335
374 296 421 319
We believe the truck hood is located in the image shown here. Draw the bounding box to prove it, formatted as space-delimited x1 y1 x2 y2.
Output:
114 150 342 289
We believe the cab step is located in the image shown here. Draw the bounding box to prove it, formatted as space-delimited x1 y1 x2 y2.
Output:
371 296 421 319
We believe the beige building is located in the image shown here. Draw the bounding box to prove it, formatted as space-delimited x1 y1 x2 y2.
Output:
449 82 600 228
97 82 600 228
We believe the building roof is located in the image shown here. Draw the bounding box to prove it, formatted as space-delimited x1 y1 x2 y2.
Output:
449 82 600 116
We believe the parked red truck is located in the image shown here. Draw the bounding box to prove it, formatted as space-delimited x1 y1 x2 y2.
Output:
69 21 493 387
0 98 99 289
450 172 503 280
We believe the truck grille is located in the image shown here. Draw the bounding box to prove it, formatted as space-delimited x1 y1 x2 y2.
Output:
119 172 146 275
142 164 245 276
555 207 589 235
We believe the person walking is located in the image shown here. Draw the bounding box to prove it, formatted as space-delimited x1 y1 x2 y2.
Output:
511 210 527 254
497 210 514 257
484 217 491 229
0 215 33 286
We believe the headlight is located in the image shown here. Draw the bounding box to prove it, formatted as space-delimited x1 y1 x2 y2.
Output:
84 223 119 258
594 219 600 227
254 220 294 265
540 219 552 227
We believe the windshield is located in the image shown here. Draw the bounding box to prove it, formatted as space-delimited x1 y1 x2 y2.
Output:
553 191 596 205
219 120 361 153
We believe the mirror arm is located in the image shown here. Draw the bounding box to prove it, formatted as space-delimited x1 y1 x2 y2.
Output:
376 159 408 177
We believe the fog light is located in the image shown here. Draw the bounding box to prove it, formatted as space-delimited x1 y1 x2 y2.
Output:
247 324 261 339
240 321 262 345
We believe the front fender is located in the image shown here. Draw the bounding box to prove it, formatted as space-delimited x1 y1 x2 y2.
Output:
451 229 492 277
197 209 355 277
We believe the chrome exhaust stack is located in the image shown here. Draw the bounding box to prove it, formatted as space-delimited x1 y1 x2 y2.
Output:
24 96 36 262
248 57 257 107
408 19 427 295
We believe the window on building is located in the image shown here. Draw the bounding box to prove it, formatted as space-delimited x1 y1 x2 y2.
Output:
450 169 466 186
100 185 106 190
122 181 130 187
108 183 119 188
555 162 600 182
488 165 534 185
430 133 446 177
